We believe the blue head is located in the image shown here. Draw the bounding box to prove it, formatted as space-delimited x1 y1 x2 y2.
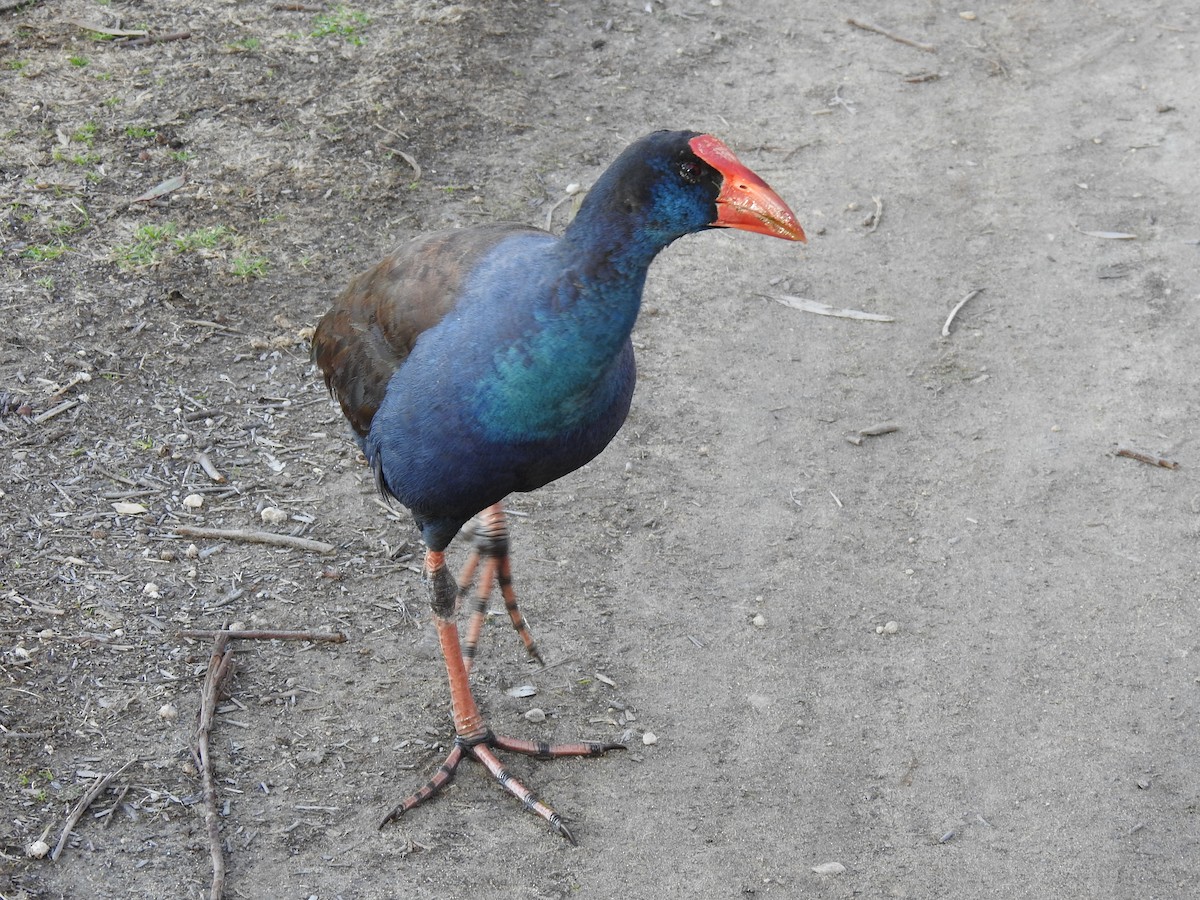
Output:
563 130 805 266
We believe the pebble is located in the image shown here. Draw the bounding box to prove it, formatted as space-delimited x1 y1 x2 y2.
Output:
158 703 178 720
143 582 161 599
876 621 900 635
524 708 547 723
182 493 204 509
751 613 766 628
506 684 537 698
26 839 51 859
642 731 658 746
185 543 200 559
260 506 288 525
112 501 148 515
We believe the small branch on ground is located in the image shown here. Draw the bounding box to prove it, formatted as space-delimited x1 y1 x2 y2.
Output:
179 629 347 643
173 525 335 555
51 759 137 860
1115 447 1179 469
197 635 236 900
847 17 936 52
942 288 983 336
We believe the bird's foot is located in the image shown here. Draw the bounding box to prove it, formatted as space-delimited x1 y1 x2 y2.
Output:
459 504 543 668
379 730 625 843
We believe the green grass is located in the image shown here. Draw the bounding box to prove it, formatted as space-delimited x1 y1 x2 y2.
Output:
124 124 157 139
114 222 262 276
23 243 69 262
72 123 99 146
114 222 178 268
173 225 230 251
68 55 89 67
8 60 27 71
312 6 369 44
230 254 269 278
229 36 261 51
169 149 194 163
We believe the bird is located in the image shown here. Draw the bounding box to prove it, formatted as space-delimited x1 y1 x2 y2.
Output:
312 130 805 843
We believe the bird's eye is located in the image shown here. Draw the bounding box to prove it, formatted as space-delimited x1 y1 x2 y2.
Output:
679 161 702 184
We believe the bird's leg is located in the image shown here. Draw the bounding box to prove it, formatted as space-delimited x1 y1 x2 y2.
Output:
380 547 624 843
459 504 543 670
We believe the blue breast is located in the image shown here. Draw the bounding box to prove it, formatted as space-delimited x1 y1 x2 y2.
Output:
365 233 644 544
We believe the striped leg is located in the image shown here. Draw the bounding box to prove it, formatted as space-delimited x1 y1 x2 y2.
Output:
381 547 624 842
459 504 543 670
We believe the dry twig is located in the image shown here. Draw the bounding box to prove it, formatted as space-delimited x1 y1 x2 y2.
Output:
52 759 136 860
941 288 983 336
173 525 335 555
197 636 235 900
1115 447 1179 470
847 17 936 53
179 629 347 643
863 195 883 233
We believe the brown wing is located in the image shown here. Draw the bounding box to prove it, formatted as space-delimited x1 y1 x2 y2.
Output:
312 223 543 437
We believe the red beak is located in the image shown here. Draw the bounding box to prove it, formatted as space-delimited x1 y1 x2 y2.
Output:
690 134 806 243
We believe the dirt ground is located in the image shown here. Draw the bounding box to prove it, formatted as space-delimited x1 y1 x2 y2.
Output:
2 0 1198 897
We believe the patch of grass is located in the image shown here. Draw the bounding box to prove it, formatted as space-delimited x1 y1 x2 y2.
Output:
104 96 123 107
174 225 231 252
68 55 89 67
115 222 244 269
231 254 269 279
23 243 69 262
52 147 101 166
124 124 157 139
229 36 261 51
113 222 178 269
72 122 99 147
8 59 27 71
169 149 194 163
312 6 370 45
35 276 54 290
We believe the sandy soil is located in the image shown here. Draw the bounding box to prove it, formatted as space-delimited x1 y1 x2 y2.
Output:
2 1 1198 898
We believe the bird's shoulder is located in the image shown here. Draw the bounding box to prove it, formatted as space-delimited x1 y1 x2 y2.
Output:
312 223 546 436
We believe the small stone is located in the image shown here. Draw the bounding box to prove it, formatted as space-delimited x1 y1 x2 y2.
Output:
882 621 900 635
565 182 583 195
184 543 199 559
143 582 161 599
524 708 547 723
260 506 288 525
183 493 204 509
507 684 538 698
26 839 51 859
1136 778 1151 790
751 613 766 628
158 703 178 720
959 11 977 20
112 501 148 515
642 731 658 746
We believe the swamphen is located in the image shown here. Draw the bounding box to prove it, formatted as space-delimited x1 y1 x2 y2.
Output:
313 130 804 842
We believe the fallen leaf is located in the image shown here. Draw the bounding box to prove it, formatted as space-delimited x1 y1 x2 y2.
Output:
134 174 187 203
772 295 894 322
812 861 847 876
1080 230 1137 240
